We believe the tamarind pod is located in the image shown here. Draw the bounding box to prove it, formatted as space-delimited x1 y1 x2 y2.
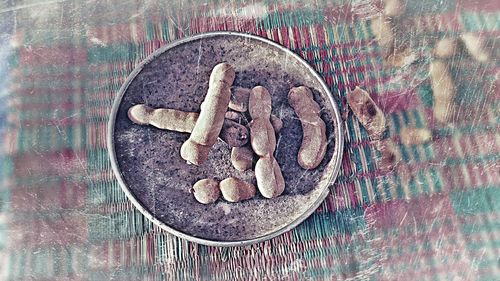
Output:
219 177 256 202
248 86 272 119
249 118 276 157
254 156 285 199
192 179 220 204
288 86 327 169
128 104 248 147
347 86 386 140
181 63 235 165
429 60 455 123
230 146 254 171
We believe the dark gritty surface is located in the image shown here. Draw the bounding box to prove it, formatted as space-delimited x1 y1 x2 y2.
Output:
113 35 339 241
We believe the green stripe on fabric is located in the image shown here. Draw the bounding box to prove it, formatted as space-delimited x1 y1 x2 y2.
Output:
354 21 366 41
409 175 418 196
479 272 500 281
461 220 500 235
0 224 5 250
407 112 424 160
398 142 410 163
0 156 12 187
296 9 324 27
395 176 405 199
17 113 24 152
258 9 324 30
14 126 82 153
87 148 111 171
401 107 410 125
461 12 500 32
410 144 421 162
88 180 127 205
371 177 381 202
52 247 61 276
88 209 153 241
146 21 155 41
349 146 362 176
160 19 173 42
467 239 500 250
293 207 366 242
9 252 22 278
359 178 369 204
451 187 500 215
325 25 336 45
391 113 401 133
419 171 430 194
88 43 142 63
429 168 442 192
445 154 500 166
412 109 424 128
422 142 433 161
475 257 500 268
262 11 280 30
362 143 376 172
418 83 433 107
383 179 392 201
66 247 74 275
7 49 19 68
406 0 455 14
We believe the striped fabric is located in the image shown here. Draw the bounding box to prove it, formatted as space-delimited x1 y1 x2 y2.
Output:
1 0 499 280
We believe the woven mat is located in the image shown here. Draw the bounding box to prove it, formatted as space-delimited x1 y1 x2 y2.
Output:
1 0 499 280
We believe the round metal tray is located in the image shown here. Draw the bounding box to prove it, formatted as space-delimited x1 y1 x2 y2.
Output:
108 32 344 246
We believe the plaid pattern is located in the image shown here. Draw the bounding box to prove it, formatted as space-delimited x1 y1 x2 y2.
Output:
1 0 499 280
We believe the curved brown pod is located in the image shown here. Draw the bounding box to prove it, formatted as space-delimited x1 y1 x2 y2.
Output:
429 60 455 123
248 86 272 119
383 0 405 17
219 177 256 202
180 63 235 165
192 179 220 204
128 104 198 133
400 127 432 146
254 156 285 199
249 118 276 157
347 86 386 139
230 146 254 171
248 86 285 198
461 33 490 63
288 86 327 170
128 104 248 147
370 16 394 56
433 38 458 59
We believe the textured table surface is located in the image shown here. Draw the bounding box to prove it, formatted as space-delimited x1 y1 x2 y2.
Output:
0 0 499 280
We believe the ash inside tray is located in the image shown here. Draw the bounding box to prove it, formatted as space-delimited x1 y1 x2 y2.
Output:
112 34 339 242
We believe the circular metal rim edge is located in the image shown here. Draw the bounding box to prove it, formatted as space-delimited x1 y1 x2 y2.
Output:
107 31 345 247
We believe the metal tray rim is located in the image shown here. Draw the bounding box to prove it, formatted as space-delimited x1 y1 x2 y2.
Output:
107 31 344 247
